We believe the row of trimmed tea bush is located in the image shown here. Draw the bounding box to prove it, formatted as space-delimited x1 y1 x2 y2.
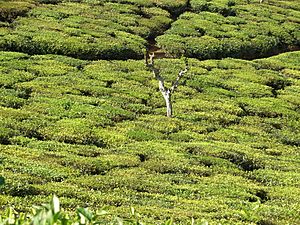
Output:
1 50 300 146
1 0 299 60
0 0 188 23
1 2 145 59
156 0 300 59
0 193 191 225
102 0 189 16
0 0 183 59
0 0 35 22
0 51 300 224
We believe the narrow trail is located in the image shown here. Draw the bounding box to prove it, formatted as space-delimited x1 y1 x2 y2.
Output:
147 40 167 59
147 0 191 59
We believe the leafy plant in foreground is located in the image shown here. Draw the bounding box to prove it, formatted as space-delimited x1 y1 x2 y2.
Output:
0 195 202 225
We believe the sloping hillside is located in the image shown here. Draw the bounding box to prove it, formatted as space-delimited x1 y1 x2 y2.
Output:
0 0 299 224
0 50 300 224
1 0 299 60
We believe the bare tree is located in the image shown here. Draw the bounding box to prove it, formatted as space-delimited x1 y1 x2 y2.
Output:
145 52 189 117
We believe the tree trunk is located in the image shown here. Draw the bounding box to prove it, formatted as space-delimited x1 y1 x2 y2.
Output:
146 52 188 118
163 91 172 117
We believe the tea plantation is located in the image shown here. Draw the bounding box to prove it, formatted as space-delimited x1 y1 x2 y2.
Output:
0 0 300 224
157 0 300 59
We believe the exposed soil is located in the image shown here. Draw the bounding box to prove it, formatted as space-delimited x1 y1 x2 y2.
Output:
147 40 168 59
146 0 191 59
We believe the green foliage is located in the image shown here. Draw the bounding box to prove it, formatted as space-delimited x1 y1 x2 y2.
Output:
0 0 35 22
157 1 300 59
0 0 300 221
0 195 193 224
101 0 188 15
0 0 183 60
0 0 293 222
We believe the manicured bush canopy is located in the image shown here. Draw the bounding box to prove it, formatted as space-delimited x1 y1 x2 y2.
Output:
0 50 300 224
0 0 179 59
0 0 300 223
156 0 300 59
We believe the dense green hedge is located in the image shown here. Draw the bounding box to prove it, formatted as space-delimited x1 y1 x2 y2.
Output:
0 2 150 59
0 0 184 59
0 0 300 223
102 0 188 16
2 0 299 60
0 0 35 22
157 0 300 59
0 194 195 225
0 51 300 224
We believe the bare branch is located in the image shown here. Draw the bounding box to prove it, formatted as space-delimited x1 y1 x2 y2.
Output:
170 64 189 93
145 53 189 117
149 52 155 66
146 52 166 93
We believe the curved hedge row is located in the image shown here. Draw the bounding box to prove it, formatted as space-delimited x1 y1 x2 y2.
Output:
0 0 35 22
102 0 188 15
156 0 300 59
0 1 179 60
0 51 300 223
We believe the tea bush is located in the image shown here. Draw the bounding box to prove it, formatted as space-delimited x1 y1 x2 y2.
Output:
102 0 188 15
0 50 300 223
0 195 188 224
0 0 35 22
0 0 189 60
0 1 298 221
157 1 300 59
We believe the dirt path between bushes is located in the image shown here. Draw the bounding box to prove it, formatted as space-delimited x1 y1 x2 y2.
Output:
147 0 191 59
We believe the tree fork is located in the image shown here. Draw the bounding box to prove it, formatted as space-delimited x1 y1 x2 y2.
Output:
145 52 189 117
